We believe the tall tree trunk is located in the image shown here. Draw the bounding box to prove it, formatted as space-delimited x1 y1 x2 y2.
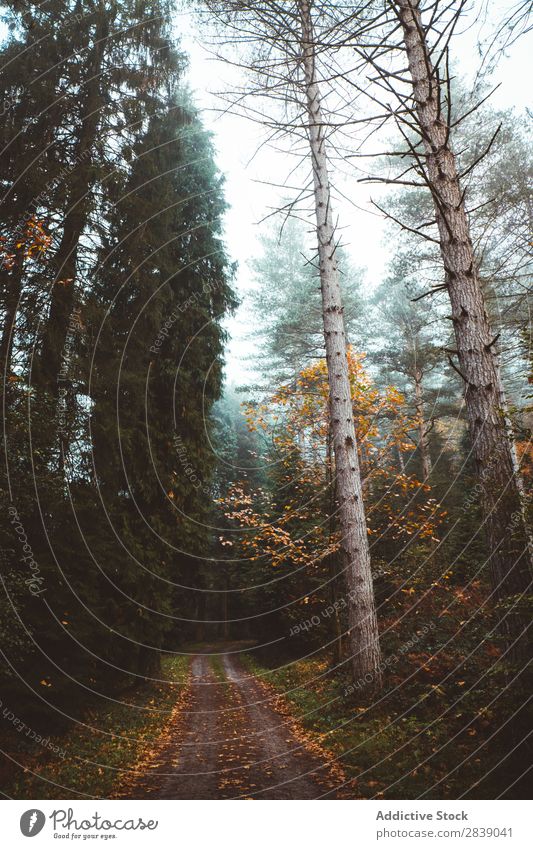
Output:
326 419 343 666
0 249 24 380
414 367 431 480
396 0 532 660
223 568 230 640
298 0 381 690
39 34 103 390
397 445 406 474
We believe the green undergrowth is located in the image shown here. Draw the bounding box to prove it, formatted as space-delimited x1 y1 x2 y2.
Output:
243 635 529 800
3 655 190 799
210 653 230 688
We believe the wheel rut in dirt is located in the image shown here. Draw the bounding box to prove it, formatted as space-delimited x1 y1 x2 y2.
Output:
117 651 348 799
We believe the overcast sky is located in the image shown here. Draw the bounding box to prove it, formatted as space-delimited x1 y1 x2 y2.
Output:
4 5 528 385
175 1 531 385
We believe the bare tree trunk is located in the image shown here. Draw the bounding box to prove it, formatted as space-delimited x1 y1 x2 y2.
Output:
397 445 406 474
414 367 431 480
326 419 343 666
298 0 381 690
0 249 24 380
396 0 532 660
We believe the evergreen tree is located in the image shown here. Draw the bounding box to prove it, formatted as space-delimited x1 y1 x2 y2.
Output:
0 4 235 714
371 257 452 481
249 216 365 385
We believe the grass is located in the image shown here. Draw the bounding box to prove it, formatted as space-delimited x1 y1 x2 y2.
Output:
209 653 228 683
243 645 523 799
3 655 190 799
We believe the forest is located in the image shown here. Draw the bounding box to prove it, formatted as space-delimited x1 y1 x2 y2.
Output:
0 0 531 803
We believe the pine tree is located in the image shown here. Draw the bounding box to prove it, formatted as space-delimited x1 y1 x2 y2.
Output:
393 0 532 661
88 95 235 670
0 4 235 708
371 258 449 482
249 216 365 384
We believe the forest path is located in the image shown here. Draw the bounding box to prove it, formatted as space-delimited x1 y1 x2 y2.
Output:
116 651 348 799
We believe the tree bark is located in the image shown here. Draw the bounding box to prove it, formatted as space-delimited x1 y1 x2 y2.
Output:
396 0 532 660
0 248 24 380
414 367 431 480
298 0 382 690
397 445 406 474
326 419 343 666
39 32 103 390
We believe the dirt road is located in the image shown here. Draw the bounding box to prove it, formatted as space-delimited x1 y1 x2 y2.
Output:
116 652 348 799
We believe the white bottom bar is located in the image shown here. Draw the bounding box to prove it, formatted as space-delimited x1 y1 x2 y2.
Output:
2 799 530 848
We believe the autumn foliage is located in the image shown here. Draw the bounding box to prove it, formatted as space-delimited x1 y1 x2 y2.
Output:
219 350 446 571
0 216 51 269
